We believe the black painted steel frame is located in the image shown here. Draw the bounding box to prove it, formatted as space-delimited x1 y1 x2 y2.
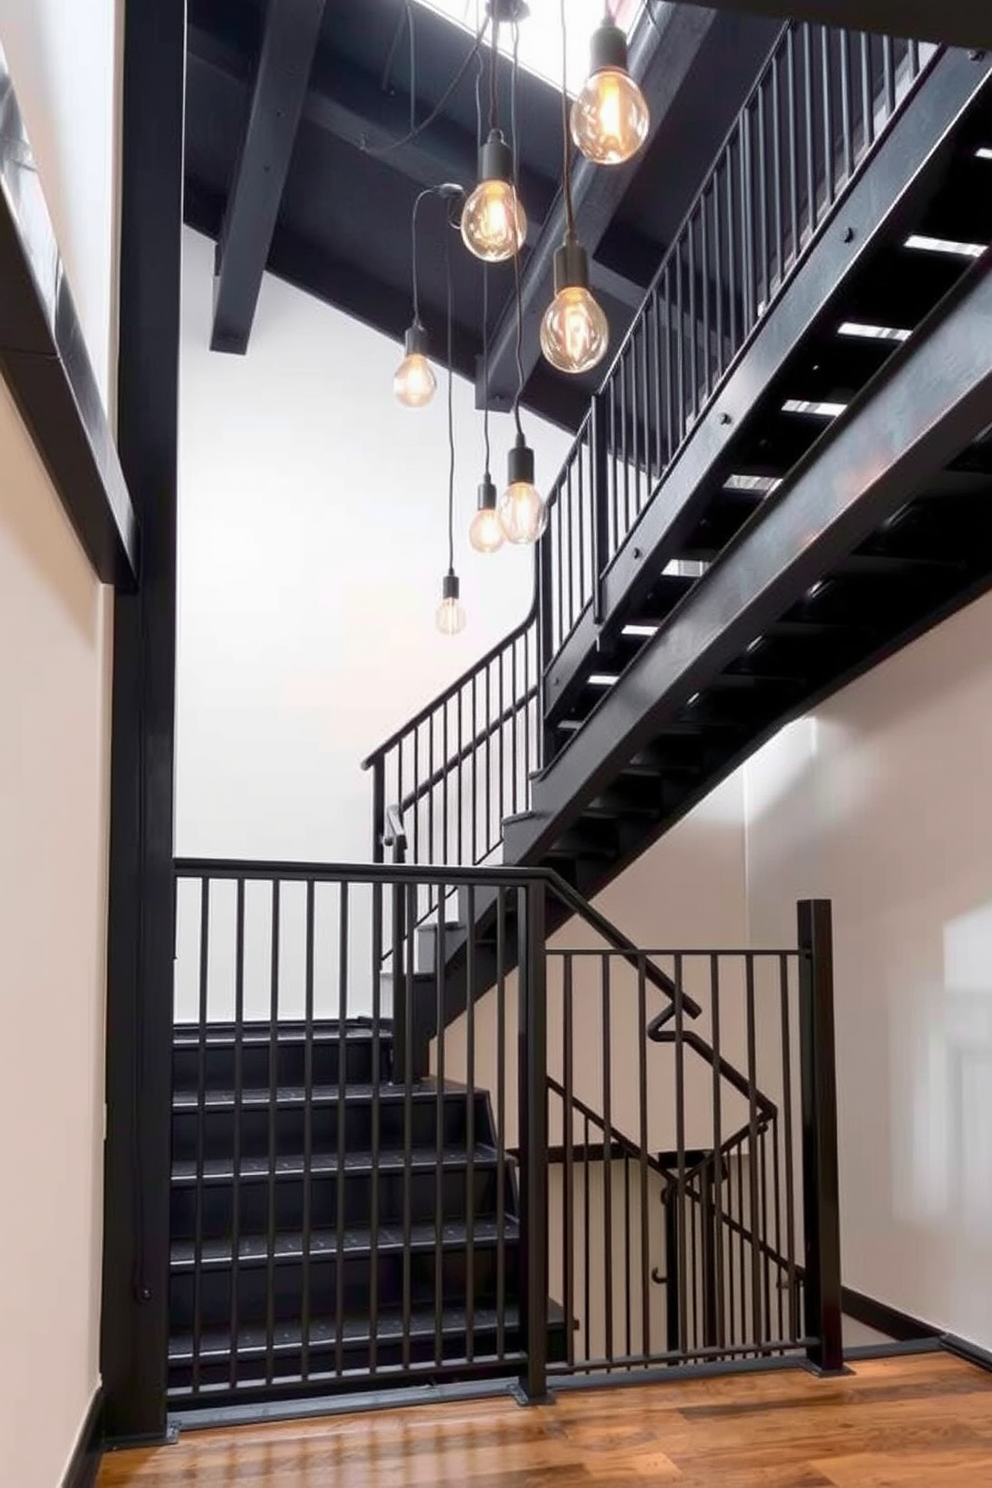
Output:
101 0 185 1446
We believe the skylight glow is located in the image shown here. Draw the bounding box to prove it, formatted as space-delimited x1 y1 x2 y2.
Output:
905 234 986 259
414 0 644 95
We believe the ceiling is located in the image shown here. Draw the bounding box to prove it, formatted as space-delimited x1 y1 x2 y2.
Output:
184 0 782 432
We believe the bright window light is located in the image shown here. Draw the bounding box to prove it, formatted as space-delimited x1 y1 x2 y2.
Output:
975 147 992 161
724 474 781 494
838 320 911 343
905 233 986 259
588 673 619 687
782 399 847 417
414 0 643 94
623 623 658 638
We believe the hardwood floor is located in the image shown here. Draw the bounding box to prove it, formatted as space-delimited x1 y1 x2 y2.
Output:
97 1353 992 1486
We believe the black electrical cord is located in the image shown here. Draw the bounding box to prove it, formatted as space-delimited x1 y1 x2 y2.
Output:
482 265 491 476
406 0 416 135
560 0 576 241
510 20 525 439
364 12 490 157
444 211 456 576
489 13 500 134
410 187 433 324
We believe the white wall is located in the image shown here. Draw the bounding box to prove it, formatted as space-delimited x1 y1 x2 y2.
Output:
0 5 118 1485
177 228 571 870
743 594 992 1353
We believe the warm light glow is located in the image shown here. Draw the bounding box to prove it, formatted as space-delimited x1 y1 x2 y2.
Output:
540 284 609 374
393 352 437 408
469 505 505 554
461 178 527 263
498 480 548 546
571 67 649 166
435 595 467 635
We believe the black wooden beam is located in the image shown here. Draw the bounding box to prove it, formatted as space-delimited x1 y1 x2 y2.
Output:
101 0 184 1445
668 0 992 49
510 255 992 866
0 47 136 585
210 0 326 353
482 7 780 407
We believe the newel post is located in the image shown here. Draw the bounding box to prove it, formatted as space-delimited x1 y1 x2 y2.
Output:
797 898 844 1373
515 878 550 1403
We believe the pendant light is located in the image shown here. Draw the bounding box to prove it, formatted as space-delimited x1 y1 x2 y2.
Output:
572 5 650 167
461 16 527 263
394 184 462 407
540 0 609 376
436 205 467 635
499 430 547 545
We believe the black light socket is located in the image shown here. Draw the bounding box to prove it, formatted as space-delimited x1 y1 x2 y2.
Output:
553 238 591 295
403 320 430 357
477 474 498 510
590 18 629 75
478 129 514 188
442 571 461 602
507 432 535 488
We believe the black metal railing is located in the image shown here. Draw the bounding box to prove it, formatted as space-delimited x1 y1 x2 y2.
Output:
364 20 935 870
171 858 841 1404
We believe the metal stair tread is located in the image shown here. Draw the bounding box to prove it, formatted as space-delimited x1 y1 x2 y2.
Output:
173 1023 387 1049
171 1144 502 1184
170 1217 520 1269
172 1079 473 1111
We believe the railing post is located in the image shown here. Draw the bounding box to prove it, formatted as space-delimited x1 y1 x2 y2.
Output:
663 1186 680 1355
591 392 610 628
699 1165 719 1349
515 878 550 1404
537 534 554 773
390 837 410 1086
371 758 385 864
797 898 844 1374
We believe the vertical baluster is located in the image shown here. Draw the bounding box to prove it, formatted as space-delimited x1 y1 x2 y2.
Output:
442 698 450 865
229 878 245 1392
621 350 631 540
465 884 477 1365
840 31 854 183
496 888 507 1361
576 446 587 615
745 955 762 1348
434 881 447 1371
629 339 640 517
470 679 478 865
687 213 698 421
726 1131 736 1350
498 654 505 831
741 103 756 333
780 954 798 1341
300 879 315 1385
710 954 725 1350
860 34 874 153
511 636 519 815
428 714 435 869
609 375 619 552
772 51 783 295
882 35 895 118
638 317 650 510
567 473 576 635
735 1133 747 1350
757 80 768 312
637 955 650 1363
601 953 614 1365
726 142 739 354
675 242 685 445
624 1155 632 1361
554 498 564 654
265 880 279 1388
787 28 800 269
690 1180 699 1352
192 877 209 1396
563 953 575 1368
484 666 492 858
803 26 816 237
413 727 420 866
772 1109 784 1345
583 1112 591 1364
760 1118 772 1347
369 877 383 1374
821 27 834 208
334 884 348 1377
674 953 687 1355
651 290 663 479
401 881 415 1371
699 195 710 405
457 688 464 866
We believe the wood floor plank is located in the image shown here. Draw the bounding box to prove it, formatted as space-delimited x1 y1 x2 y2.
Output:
97 1355 992 1488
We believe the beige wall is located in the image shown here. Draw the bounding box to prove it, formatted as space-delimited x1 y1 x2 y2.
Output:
0 3 119 1484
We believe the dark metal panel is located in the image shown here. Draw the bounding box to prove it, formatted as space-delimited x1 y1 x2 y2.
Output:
521 255 992 859
210 0 327 352
101 0 184 1445
544 47 992 709
669 0 992 49
0 50 136 584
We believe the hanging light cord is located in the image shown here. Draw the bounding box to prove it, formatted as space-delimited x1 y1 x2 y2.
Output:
489 14 500 134
510 20 525 439
406 0 417 135
444 214 456 575
410 187 433 324
482 265 491 475
560 0 576 241
365 12 490 156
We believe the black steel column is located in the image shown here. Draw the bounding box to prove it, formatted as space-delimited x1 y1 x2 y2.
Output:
797 899 844 1374
515 879 550 1404
101 0 185 1443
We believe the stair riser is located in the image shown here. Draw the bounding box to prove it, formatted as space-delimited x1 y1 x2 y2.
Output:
170 1168 513 1240
170 1094 491 1162
170 1247 520 1329
173 1042 390 1091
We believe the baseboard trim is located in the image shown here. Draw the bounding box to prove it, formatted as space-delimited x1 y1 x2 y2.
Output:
62 1387 104 1488
841 1287 941 1343
942 1333 992 1374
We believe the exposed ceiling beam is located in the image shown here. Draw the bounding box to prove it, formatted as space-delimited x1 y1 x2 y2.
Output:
189 24 651 325
664 0 992 48
210 0 327 353
481 2 722 408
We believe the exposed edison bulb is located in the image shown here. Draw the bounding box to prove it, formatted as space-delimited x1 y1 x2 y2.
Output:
499 436 547 546
393 322 436 408
571 22 650 166
461 131 527 263
469 478 505 554
436 573 466 636
540 241 610 375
